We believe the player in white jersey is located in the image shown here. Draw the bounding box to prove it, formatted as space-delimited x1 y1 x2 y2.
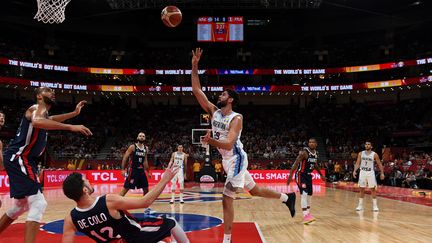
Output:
169 145 189 204
353 141 385 211
191 48 296 243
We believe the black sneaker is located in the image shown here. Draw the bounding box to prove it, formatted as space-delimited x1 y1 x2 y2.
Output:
284 192 296 217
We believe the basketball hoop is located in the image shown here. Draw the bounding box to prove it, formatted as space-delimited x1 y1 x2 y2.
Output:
34 0 72 24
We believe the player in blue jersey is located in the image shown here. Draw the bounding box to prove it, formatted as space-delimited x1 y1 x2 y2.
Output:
62 162 189 243
0 87 92 243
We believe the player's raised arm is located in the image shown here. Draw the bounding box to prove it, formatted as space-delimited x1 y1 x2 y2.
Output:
29 105 92 136
50 100 87 122
191 48 217 115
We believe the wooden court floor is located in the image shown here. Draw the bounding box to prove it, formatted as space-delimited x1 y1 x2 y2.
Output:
0 182 431 242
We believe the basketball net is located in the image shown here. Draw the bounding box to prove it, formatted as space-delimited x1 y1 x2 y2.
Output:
34 0 71 24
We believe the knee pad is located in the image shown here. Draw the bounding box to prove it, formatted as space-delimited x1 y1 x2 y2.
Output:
301 191 308 209
27 192 47 222
6 198 29 220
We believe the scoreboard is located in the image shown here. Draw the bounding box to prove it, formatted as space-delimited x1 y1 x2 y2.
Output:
197 16 244 42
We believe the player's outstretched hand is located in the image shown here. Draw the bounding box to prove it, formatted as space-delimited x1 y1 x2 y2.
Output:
192 48 203 66
70 125 93 136
200 130 211 146
162 161 180 182
74 100 87 115
352 171 357 179
380 173 385 180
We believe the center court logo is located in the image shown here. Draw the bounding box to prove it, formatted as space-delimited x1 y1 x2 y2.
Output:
41 213 222 235
154 190 252 203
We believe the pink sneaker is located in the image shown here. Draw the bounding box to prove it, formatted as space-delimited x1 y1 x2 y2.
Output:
303 213 316 225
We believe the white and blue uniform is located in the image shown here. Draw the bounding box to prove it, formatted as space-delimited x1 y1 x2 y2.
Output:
211 110 256 195
171 152 186 188
358 151 377 188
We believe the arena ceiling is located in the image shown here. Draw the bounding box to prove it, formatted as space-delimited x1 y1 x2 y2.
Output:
0 0 430 40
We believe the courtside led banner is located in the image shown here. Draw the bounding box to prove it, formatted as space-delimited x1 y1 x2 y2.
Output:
0 171 10 192
248 170 325 183
1 76 430 93
0 169 329 191
34 170 327 188
1 56 432 75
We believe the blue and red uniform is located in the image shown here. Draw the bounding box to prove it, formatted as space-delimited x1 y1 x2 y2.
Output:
124 144 149 190
70 195 175 243
3 114 47 198
295 147 318 196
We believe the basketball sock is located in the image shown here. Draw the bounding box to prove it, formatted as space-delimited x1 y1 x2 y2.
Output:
171 193 175 200
223 234 232 243
307 195 312 211
180 193 183 201
358 198 363 206
302 210 308 216
279 193 288 202
372 198 377 206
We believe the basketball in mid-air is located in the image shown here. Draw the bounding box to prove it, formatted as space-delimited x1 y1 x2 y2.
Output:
161 6 182 27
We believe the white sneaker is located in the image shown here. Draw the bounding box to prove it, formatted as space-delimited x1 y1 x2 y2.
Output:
373 205 379 212
169 199 174 204
180 199 184 204
356 205 364 211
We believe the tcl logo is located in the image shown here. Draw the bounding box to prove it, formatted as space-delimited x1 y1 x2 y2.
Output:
91 172 118 182
151 172 163 181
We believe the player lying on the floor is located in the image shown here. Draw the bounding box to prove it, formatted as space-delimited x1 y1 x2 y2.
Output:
62 162 189 243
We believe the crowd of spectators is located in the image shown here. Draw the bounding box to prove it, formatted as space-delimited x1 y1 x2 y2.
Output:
1 94 432 190
1 96 430 163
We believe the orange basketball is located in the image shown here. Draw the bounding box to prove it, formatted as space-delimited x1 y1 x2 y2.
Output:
161 6 182 27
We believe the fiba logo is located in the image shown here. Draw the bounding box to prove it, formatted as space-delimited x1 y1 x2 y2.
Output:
200 175 215 183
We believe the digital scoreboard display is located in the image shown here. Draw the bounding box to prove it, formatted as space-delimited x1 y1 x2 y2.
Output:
197 16 244 42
